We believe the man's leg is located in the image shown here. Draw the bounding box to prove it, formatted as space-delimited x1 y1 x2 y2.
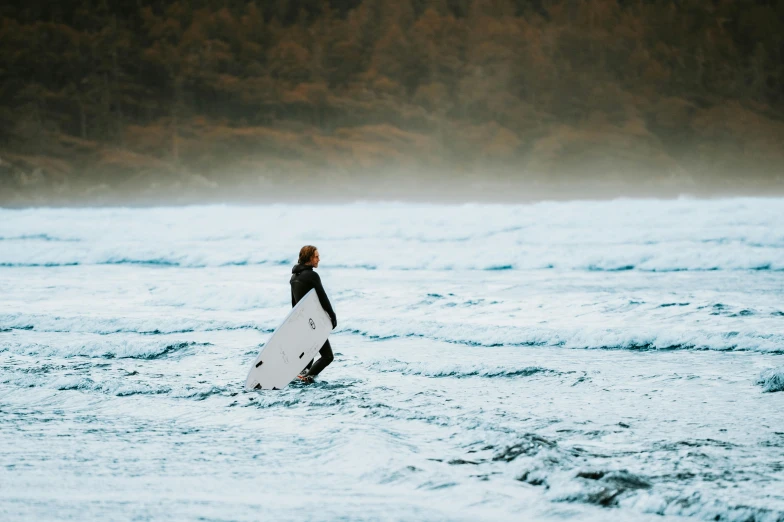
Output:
304 340 334 378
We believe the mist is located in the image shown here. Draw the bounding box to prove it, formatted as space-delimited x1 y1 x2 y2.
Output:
1 0 783 206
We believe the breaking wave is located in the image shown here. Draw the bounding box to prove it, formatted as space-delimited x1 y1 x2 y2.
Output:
366 359 559 378
0 254 782 272
757 366 784 392
0 234 80 242
0 339 208 359
1 199 783 272
346 321 784 353
2 374 235 399
0 313 269 335
488 433 784 522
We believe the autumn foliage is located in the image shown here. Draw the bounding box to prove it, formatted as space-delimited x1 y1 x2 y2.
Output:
1 0 783 201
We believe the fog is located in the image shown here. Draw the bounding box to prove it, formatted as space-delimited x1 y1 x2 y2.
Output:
1 0 783 205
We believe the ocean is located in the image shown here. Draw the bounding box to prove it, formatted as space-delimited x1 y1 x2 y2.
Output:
1 199 782 521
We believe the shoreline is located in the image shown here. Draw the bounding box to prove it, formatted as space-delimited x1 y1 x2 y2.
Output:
3 169 783 208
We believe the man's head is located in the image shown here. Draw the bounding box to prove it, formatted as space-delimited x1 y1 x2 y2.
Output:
298 245 319 268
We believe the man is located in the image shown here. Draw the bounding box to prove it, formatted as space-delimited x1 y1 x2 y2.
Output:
290 245 337 383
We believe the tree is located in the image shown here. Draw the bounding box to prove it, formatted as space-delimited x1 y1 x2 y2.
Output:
141 2 201 162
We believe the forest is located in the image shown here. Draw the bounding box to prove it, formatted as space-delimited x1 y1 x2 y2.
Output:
1 0 783 203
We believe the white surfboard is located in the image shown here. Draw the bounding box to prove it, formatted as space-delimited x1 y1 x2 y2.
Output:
245 289 333 390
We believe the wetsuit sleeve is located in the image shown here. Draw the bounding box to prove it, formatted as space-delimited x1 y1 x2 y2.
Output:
311 272 337 328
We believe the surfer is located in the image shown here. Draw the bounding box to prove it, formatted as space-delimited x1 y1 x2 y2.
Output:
291 245 337 383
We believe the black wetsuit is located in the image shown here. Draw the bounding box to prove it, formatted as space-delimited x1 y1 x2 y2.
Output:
290 264 337 377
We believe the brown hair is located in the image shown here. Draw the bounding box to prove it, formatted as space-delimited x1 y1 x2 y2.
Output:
298 245 318 265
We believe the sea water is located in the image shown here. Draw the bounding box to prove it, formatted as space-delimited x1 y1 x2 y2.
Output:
0 199 782 521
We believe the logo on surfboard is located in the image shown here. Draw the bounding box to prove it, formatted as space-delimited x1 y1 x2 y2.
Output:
309 318 316 329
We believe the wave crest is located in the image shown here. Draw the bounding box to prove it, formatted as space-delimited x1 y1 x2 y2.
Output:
0 339 207 359
367 359 558 379
9 374 235 400
0 313 269 335
347 321 784 353
756 366 784 392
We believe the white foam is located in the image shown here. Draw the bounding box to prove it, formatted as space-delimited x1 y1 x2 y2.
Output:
757 366 784 392
1 199 782 271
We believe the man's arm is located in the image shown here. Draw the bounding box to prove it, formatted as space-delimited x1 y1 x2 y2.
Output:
310 272 337 328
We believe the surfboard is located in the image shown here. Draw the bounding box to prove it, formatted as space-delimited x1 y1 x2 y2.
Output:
245 289 333 391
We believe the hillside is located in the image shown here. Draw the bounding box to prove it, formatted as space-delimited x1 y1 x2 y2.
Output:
1 0 783 203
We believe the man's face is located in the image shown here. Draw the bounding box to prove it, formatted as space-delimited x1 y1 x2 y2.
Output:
311 250 320 268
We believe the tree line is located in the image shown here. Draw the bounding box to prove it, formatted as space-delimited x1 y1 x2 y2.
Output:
1 0 782 181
